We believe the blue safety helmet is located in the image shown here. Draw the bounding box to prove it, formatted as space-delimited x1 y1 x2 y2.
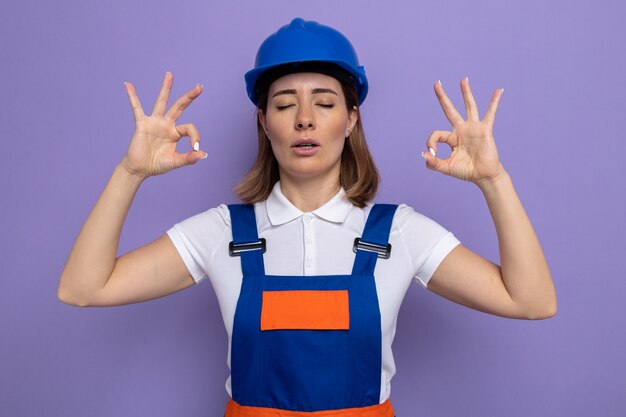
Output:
244 18 369 106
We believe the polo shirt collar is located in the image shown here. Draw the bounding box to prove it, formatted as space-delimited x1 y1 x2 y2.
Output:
265 181 353 226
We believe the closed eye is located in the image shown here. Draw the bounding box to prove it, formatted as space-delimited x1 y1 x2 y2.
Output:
275 105 294 110
317 104 334 108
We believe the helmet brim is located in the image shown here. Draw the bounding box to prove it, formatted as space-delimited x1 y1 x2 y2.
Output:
245 59 368 106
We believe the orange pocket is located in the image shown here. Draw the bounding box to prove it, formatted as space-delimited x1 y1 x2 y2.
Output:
261 290 350 330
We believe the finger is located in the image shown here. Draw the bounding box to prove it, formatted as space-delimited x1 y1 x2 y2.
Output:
171 149 208 170
420 151 451 176
483 88 504 125
425 130 455 155
124 81 145 122
151 71 174 116
434 80 465 126
174 123 202 150
165 83 203 122
461 77 480 121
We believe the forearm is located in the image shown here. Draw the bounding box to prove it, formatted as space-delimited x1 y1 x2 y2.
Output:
58 161 146 305
477 171 557 318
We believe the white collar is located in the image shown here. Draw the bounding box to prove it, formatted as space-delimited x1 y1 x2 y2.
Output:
265 181 353 226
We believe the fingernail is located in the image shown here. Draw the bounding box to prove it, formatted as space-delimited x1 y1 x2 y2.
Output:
429 147 436 156
437 80 442 86
500 88 504 94
123 81 128 86
166 71 172 76
201 152 208 159
196 83 203 89
193 142 200 151
465 76 469 82
421 152 427 160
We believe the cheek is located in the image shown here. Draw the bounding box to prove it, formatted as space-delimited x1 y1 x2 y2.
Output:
328 116 350 138
264 114 289 140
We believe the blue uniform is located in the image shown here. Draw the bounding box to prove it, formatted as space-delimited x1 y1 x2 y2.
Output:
225 203 398 416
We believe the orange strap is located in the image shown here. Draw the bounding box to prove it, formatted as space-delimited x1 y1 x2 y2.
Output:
225 399 394 417
260 290 350 330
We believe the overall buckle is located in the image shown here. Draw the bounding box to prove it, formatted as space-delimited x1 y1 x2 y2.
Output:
353 238 392 259
229 239 266 256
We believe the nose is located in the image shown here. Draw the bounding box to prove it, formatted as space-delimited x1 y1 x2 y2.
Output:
295 103 315 130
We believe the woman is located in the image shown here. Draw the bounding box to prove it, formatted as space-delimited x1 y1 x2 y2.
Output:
58 17 556 417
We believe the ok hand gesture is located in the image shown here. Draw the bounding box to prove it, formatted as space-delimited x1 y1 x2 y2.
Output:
121 72 206 179
421 78 506 185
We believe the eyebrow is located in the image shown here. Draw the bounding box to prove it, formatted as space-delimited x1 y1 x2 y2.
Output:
272 88 339 98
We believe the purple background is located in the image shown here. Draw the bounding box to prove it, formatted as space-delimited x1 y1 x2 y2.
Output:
1 0 624 416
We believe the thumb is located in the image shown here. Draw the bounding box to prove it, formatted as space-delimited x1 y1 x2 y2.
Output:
421 151 449 175
173 150 208 169
421 150 439 170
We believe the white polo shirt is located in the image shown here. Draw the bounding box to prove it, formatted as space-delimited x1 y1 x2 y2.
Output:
166 181 461 403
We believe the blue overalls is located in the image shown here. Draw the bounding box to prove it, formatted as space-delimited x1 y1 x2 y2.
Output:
224 204 398 417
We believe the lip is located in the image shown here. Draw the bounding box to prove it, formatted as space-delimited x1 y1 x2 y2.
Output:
291 137 320 156
291 138 321 147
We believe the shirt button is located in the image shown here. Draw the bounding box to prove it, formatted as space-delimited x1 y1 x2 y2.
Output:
306 259 312 268
304 215 311 223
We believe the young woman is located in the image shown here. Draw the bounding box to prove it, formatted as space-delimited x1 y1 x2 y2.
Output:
58 17 556 417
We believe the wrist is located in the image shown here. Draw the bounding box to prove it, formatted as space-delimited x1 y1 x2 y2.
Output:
117 158 148 185
475 167 510 193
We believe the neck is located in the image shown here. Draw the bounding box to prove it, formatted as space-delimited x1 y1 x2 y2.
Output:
279 174 341 212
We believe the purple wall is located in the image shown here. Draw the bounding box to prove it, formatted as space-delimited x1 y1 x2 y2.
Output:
1 0 624 416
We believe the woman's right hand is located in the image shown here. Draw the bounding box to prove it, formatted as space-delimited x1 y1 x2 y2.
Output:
121 71 207 179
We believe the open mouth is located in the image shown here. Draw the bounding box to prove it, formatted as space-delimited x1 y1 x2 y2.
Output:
292 138 320 148
292 139 320 155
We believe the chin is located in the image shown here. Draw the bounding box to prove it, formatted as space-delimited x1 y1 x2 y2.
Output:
281 162 340 182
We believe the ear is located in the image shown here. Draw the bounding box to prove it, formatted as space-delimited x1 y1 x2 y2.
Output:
258 109 270 136
345 106 358 137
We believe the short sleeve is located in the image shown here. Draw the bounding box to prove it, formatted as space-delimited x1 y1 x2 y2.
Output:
165 204 231 284
394 204 461 289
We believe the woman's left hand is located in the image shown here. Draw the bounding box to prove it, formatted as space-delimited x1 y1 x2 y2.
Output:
421 78 506 186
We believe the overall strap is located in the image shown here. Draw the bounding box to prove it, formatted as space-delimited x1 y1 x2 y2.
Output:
227 204 266 276
352 204 398 276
